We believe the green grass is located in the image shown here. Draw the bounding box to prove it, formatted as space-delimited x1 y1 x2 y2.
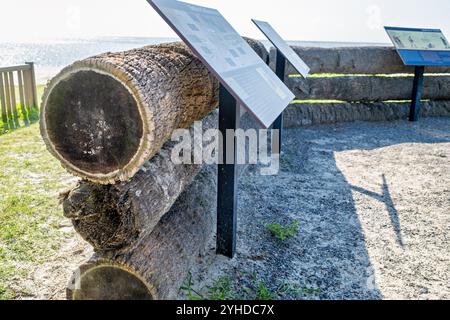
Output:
305 73 415 78
181 273 278 301
288 73 427 104
181 272 320 300
0 85 74 300
0 85 44 135
288 73 450 78
291 99 346 104
263 220 300 241
181 274 234 300
254 281 277 300
276 281 321 297
290 99 426 104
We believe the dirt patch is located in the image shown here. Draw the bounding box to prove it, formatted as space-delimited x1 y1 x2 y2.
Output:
186 117 450 300
15 117 449 300
18 228 93 300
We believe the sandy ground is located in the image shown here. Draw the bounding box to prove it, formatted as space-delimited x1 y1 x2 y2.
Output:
30 117 449 300
22 231 93 300
189 117 450 300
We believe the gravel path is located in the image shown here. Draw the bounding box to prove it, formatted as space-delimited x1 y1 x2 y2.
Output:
188 117 450 300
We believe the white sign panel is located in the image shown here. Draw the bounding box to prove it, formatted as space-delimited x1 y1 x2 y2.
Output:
148 0 295 128
252 19 310 78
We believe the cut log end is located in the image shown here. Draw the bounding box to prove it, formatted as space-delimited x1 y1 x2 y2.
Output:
68 263 154 300
40 40 267 184
40 64 152 184
67 165 217 300
63 182 138 251
44 70 143 174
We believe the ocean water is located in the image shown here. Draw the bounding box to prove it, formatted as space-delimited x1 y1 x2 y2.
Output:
0 37 388 84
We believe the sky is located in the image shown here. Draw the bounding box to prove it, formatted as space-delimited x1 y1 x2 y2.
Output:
1 0 450 43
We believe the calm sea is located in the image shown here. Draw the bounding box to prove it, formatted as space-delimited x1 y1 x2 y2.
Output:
0 37 388 84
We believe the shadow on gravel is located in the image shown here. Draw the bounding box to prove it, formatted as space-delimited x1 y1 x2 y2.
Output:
350 175 404 248
231 118 450 300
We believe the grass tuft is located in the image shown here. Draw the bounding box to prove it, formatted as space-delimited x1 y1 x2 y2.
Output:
0 85 44 135
181 273 278 301
263 220 300 241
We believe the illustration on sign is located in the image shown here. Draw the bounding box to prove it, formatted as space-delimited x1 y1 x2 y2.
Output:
386 27 450 51
385 26 450 66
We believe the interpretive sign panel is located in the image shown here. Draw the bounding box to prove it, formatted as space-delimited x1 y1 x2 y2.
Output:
385 26 450 66
252 19 310 78
148 0 295 128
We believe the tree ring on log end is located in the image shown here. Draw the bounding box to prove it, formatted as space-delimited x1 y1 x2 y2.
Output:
68 264 154 300
40 63 153 184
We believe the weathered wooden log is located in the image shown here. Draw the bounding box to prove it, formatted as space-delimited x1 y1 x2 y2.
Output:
288 75 450 102
62 109 257 252
270 46 450 75
283 101 450 127
41 39 267 184
62 111 217 251
67 165 216 300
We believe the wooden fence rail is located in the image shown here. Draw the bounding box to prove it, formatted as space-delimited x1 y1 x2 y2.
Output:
0 62 38 132
270 46 450 75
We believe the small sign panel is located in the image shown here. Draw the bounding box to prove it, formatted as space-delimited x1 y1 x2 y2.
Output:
252 19 310 78
147 0 295 128
385 26 450 66
386 27 450 51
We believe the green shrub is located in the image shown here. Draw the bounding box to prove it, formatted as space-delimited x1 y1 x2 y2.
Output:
264 220 300 241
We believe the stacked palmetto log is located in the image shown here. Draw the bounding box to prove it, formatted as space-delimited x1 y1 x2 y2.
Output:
40 39 268 300
269 46 450 126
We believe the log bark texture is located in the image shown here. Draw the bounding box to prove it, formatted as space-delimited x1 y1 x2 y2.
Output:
62 109 257 252
67 165 217 300
287 75 450 102
62 111 217 251
270 46 450 75
283 101 450 127
41 39 267 184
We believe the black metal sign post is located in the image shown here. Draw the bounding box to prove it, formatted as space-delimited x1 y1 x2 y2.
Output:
272 49 286 152
216 48 287 258
147 0 295 260
216 84 239 258
410 66 425 122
